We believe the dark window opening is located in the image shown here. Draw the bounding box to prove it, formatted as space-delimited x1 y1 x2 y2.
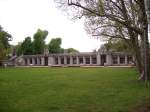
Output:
120 56 125 64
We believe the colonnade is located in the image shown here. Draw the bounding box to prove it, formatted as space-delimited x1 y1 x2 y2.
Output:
22 53 134 66
51 55 97 66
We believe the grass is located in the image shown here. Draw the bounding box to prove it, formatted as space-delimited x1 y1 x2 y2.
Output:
0 67 150 112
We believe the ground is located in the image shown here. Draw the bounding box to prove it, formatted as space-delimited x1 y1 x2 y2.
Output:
0 67 150 112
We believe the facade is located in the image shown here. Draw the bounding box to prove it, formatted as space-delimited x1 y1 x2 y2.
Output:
13 51 135 67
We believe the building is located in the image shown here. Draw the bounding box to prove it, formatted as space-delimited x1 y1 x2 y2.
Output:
12 50 135 67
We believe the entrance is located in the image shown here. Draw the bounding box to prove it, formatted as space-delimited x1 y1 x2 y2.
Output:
101 55 106 66
44 57 48 66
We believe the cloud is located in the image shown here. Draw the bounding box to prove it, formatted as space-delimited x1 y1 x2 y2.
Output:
0 0 101 52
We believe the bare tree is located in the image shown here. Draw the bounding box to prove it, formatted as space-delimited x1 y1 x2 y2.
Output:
55 0 150 80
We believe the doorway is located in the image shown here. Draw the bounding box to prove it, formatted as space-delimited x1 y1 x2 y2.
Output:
44 57 48 66
101 55 106 66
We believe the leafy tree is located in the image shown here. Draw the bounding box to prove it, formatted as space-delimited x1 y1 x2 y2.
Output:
0 26 12 60
21 37 33 55
15 37 33 55
33 29 48 54
15 43 22 56
104 40 132 53
67 48 79 53
48 38 62 53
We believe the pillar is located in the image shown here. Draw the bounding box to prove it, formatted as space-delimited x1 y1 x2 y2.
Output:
106 54 112 66
90 56 92 65
83 56 86 65
125 55 128 65
32 57 35 65
64 56 67 65
48 56 54 66
70 56 73 65
132 56 135 62
76 56 79 65
48 57 51 66
27 58 30 65
117 55 120 65
37 57 40 65
58 56 61 65
97 53 101 65
41 57 45 66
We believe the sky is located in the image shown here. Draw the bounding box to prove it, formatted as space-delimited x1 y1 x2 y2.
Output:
0 0 102 52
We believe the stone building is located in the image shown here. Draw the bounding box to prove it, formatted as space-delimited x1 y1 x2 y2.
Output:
13 50 135 67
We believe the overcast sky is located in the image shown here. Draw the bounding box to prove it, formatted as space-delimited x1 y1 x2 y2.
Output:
0 0 102 52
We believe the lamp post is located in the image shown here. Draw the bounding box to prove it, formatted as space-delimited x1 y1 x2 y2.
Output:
144 0 150 87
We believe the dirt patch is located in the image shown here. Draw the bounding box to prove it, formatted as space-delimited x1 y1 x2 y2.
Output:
132 99 150 112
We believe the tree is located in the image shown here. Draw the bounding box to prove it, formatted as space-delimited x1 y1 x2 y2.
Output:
15 43 22 56
67 48 79 53
0 26 12 60
20 37 33 55
103 40 133 53
48 38 62 53
55 0 150 80
32 29 48 54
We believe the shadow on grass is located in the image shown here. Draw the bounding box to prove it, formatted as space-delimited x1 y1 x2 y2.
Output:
131 98 150 112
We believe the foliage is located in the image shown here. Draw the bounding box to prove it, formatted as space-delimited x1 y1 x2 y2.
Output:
16 29 48 55
20 37 33 55
67 48 79 53
15 43 23 56
103 39 132 53
0 68 150 112
48 38 62 53
0 26 12 60
33 29 48 54
16 33 78 55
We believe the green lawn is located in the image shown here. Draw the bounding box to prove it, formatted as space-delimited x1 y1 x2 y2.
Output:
0 67 150 112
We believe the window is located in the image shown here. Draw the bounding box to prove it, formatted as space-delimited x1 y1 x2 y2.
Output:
55 57 58 64
112 55 117 64
30 58 32 64
92 57 97 64
85 57 90 64
73 57 76 64
35 58 37 65
61 57 64 64
79 57 83 64
67 57 70 64
127 56 133 64
120 56 125 64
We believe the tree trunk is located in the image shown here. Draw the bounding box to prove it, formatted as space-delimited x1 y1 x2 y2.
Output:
144 24 150 80
132 39 144 77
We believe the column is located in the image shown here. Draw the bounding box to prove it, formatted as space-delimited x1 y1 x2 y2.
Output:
106 54 112 66
70 56 73 65
32 57 35 65
90 56 92 65
37 57 40 65
27 58 30 65
58 56 61 65
97 53 101 65
41 57 45 66
48 56 51 66
76 56 79 65
132 56 135 62
83 56 86 65
22 58 25 66
64 56 67 65
125 55 128 65
117 55 120 65
48 56 54 66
